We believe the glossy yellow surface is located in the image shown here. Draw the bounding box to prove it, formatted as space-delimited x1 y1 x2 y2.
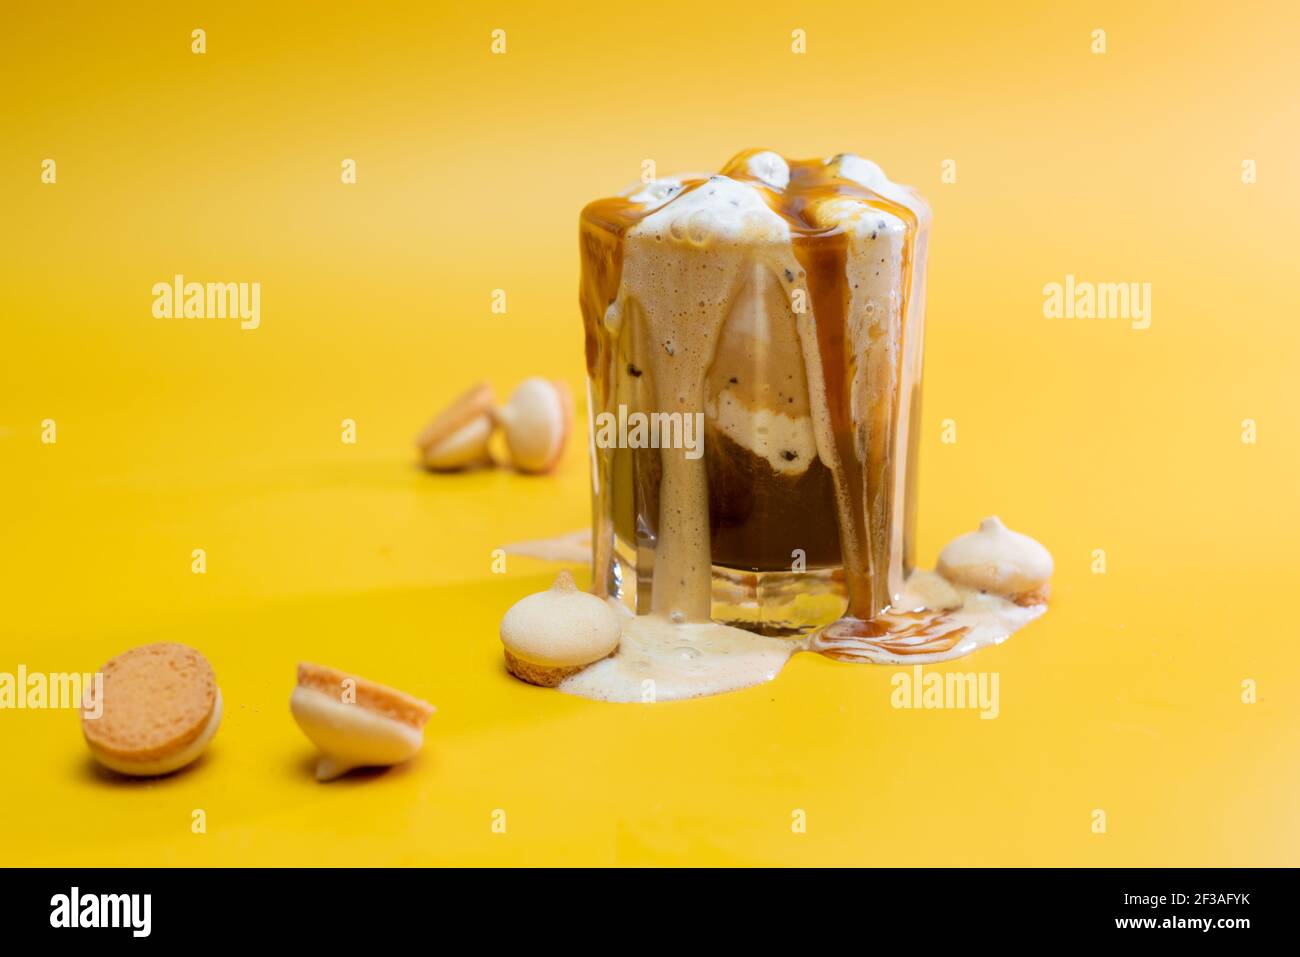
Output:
2 1 1297 866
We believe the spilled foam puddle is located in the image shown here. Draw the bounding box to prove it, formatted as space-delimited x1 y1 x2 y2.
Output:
554 576 1045 703
559 615 796 703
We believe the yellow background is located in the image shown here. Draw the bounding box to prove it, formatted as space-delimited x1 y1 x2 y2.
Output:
2 0 1297 866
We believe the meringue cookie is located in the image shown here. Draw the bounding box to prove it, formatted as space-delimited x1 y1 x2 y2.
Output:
495 378 572 474
290 663 435 781
936 516 1053 602
500 570 621 686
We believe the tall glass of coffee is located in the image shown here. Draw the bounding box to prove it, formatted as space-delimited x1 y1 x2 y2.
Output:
579 149 930 637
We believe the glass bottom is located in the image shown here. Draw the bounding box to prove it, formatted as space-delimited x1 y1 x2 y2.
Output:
709 565 847 637
605 534 847 637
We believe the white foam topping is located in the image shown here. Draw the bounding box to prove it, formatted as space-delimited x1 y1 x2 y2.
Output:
624 153 925 240
830 153 932 228
738 149 790 189
632 175 791 245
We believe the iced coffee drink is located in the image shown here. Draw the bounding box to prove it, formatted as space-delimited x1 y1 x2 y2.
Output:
491 149 1051 701
580 149 929 636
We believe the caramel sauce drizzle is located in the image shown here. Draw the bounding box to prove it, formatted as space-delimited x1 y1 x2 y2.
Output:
814 610 971 660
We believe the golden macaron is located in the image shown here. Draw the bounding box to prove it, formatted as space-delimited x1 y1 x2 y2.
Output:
81 642 222 777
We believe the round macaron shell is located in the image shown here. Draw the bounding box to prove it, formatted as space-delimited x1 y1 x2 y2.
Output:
82 642 220 771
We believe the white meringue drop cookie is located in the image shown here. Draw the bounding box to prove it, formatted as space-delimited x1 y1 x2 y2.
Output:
936 516 1053 600
500 570 621 686
496 378 573 474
